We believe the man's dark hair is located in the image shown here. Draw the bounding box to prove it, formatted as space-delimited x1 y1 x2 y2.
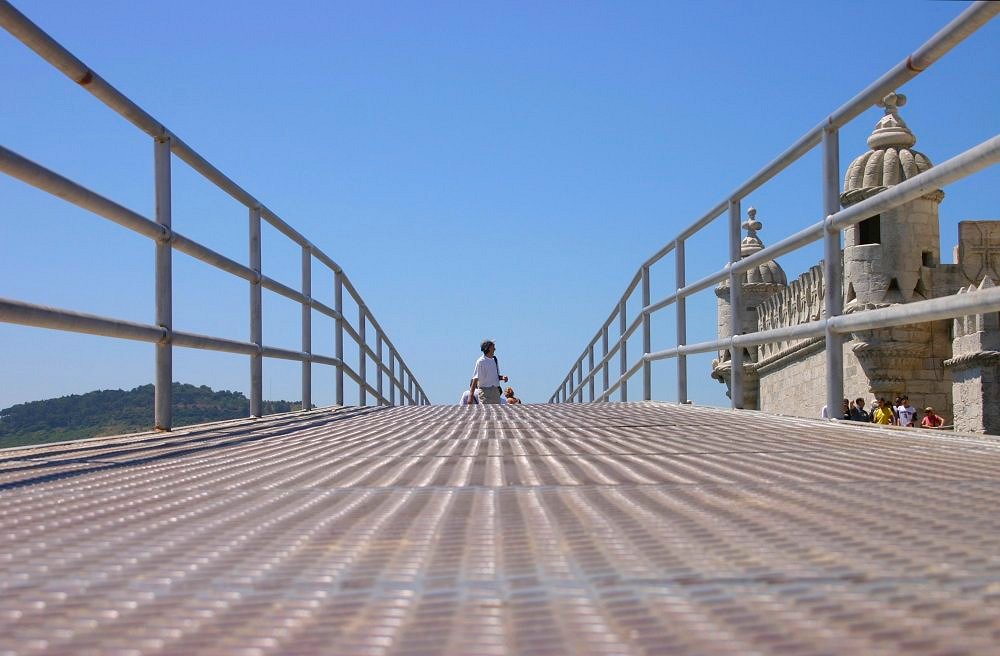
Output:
855 397 865 405
480 339 494 354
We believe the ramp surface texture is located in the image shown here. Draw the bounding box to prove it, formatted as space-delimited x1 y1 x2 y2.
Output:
1 402 1000 655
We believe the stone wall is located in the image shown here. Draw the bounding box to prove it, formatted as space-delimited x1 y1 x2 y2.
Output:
759 339 875 418
758 340 825 417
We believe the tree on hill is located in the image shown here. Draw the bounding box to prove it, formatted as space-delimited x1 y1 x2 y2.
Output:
0 383 300 448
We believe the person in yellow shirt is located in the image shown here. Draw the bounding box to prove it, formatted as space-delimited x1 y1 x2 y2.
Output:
872 397 895 425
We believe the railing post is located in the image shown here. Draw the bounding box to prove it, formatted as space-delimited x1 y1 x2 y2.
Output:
359 305 367 406
618 300 628 402
153 136 172 430
602 325 609 397
249 206 263 418
575 361 583 402
728 198 744 410
588 344 595 401
396 353 406 405
641 265 651 401
389 350 396 406
409 378 414 406
675 239 688 404
334 270 344 406
823 124 844 419
301 246 311 411
376 333 384 405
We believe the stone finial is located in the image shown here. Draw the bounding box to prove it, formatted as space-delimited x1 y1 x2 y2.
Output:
868 91 916 149
740 207 764 258
878 92 906 116
718 206 787 289
743 207 762 239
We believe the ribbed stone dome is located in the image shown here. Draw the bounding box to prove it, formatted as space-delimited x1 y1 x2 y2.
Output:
719 208 787 288
841 92 934 207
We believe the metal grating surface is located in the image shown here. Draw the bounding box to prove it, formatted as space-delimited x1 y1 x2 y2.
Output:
2 402 1000 655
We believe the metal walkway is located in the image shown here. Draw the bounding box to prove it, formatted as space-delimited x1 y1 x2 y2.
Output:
2 403 1000 655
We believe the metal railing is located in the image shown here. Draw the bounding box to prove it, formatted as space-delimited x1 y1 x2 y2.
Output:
0 1 429 430
550 1 1000 417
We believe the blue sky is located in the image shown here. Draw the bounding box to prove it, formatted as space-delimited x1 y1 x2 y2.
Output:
2 0 999 412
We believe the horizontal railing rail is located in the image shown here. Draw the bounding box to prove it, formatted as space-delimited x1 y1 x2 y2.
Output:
551 1 1000 417
0 1 428 429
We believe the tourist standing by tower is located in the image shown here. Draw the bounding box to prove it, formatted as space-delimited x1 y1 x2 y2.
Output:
872 398 894 425
850 398 871 422
921 407 945 429
897 396 918 427
469 340 508 405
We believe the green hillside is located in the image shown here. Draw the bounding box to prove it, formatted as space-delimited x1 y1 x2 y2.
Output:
0 383 300 448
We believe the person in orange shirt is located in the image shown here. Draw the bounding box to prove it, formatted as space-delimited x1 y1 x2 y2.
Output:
921 407 945 429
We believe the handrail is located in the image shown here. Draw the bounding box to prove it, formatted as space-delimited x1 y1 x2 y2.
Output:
0 1 430 429
551 1 1000 412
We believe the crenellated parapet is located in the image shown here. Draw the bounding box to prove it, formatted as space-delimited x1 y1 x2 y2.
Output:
950 277 1000 346
756 264 824 361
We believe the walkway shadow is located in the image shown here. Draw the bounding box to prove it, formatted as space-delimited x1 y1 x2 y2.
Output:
0 405 389 492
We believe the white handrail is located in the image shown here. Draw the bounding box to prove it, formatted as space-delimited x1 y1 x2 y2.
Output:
551 1 1000 407
0 1 430 428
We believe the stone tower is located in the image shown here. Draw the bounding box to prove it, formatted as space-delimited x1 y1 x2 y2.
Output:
946 277 1000 434
712 208 787 409
839 92 951 407
841 92 943 308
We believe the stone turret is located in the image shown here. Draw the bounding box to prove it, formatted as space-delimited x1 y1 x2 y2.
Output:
945 277 1000 434
841 92 943 310
841 93 949 404
712 208 787 408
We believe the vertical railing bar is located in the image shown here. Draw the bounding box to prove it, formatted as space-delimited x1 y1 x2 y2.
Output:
389 350 396 405
602 325 609 397
301 245 312 411
618 300 628 402
641 265 651 401
409 378 414 406
358 304 367 406
401 357 406 405
334 270 344 406
728 199 744 409
675 238 688 404
400 359 407 405
823 124 844 419
153 136 172 430
396 361 403 402
249 206 263 417
588 344 595 401
376 333 384 405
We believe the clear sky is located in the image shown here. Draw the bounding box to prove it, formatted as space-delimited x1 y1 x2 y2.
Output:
2 0 999 412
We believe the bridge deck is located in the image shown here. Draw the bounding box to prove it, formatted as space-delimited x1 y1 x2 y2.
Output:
2 403 999 655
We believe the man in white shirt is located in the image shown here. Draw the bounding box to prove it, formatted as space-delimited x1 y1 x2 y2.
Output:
470 339 508 404
896 395 917 427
